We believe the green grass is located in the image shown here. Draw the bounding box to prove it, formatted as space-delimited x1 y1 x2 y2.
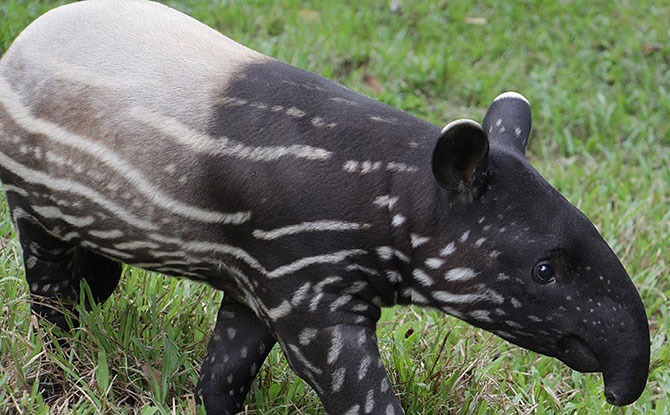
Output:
1 0 668 413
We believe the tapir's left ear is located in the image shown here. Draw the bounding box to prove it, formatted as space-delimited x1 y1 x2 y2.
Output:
432 119 489 195
482 91 532 154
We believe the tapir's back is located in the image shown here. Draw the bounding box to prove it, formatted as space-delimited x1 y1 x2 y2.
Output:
0 0 266 127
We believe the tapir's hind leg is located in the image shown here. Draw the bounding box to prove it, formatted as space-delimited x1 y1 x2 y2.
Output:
197 297 276 415
13 211 121 329
72 247 122 304
14 216 77 330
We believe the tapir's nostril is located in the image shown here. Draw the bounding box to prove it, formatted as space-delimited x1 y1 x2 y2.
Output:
604 389 618 405
604 385 635 406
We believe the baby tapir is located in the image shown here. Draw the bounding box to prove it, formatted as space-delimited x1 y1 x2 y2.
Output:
0 0 650 413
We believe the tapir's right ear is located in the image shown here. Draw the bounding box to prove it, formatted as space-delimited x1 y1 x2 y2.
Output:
432 119 489 195
482 91 532 154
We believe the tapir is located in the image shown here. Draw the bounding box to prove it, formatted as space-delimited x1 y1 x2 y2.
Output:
0 1 650 413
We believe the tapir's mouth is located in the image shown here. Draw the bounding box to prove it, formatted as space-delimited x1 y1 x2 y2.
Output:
555 335 601 373
554 335 643 406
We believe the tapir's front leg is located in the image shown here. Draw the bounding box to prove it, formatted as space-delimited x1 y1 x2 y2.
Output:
277 321 405 415
197 297 276 415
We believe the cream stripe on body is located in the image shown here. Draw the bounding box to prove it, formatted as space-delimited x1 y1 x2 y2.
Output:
252 220 371 240
32 205 94 227
0 151 159 230
0 76 250 225
37 59 334 163
128 106 333 162
147 232 368 279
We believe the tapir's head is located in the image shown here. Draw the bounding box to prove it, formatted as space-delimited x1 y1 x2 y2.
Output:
407 92 649 406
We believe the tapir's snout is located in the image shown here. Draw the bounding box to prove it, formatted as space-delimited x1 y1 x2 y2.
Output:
600 295 650 406
553 214 652 405
553 290 649 405
562 315 649 406
563 258 650 406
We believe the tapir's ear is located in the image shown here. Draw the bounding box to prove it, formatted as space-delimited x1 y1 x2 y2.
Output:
482 91 532 154
432 119 489 194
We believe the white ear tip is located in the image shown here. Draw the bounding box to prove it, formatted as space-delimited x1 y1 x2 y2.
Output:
441 119 482 135
493 91 530 106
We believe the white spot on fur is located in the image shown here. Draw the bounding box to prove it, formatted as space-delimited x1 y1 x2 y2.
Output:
440 242 456 256
299 328 318 346
330 96 358 106
386 162 419 173
506 320 523 329
391 214 406 227
285 107 306 118
459 230 470 242
358 355 371 380
309 292 324 312
410 233 430 248
402 288 428 304
291 282 311 306
327 327 344 364
444 267 477 282
365 389 375 413
376 246 393 260
346 264 379 276
369 115 396 123
470 310 492 322
343 404 361 415
386 271 401 284
373 195 399 210
329 295 353 312
493 329 517 339
267 300 292 320
332 367 346 392
412 269 433 286
425 258 445 269
380 378 390 393
344 161 418 174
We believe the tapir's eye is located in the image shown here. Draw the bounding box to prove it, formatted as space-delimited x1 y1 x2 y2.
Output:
533 262 555 283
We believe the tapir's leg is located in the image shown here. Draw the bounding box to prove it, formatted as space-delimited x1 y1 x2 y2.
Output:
72 247 122 304
14 216 77 330
197 296 277 415
277 323 405 415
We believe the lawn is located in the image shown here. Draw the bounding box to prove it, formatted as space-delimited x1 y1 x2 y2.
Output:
0 0 668 414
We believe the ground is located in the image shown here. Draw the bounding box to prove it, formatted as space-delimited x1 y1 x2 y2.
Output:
0 0 668 414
